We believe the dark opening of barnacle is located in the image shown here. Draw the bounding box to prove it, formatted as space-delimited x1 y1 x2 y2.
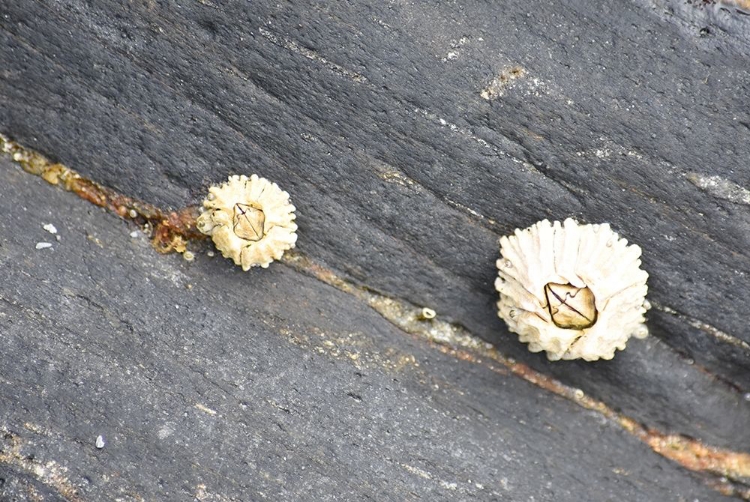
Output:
544 282 598 330
233 203 265 242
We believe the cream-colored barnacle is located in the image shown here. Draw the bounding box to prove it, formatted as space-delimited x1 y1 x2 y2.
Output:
495 218 649 361
197 174 297 270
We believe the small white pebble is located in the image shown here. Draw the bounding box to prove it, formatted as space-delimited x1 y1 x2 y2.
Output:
183 251 195 262
128 209 138 219
55 235 61 241
35 242 53 250
129 231 139 239
206 250 215 257
42 223 58 234
95 435 105 449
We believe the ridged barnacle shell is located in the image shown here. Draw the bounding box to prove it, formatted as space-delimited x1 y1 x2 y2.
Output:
495 218 649 361
197 174 297 270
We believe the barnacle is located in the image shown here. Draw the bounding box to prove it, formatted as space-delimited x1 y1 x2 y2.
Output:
495 218 649 361
197 174 297 270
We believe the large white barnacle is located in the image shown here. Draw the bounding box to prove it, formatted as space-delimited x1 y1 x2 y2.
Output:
197 174 297 270
495 218 649 361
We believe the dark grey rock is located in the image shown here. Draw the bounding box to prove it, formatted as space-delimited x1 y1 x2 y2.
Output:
0 157 727 502
2 0 750 498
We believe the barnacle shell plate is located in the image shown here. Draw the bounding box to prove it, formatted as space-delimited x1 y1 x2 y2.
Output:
495 218 649 361
197 174 297 270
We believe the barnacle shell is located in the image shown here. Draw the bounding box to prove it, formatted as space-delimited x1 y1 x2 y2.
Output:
495 218 649 361
197 174 297 270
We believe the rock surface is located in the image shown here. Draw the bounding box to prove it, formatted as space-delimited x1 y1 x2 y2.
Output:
1 0 749 499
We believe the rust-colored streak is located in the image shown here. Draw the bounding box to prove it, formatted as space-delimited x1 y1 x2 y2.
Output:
645 431 750 479
445 336 750 490
4 134 750 499
282 250 354 293
481 349 750 486
151 207 204 254
1 134 206 254
281 250 750 497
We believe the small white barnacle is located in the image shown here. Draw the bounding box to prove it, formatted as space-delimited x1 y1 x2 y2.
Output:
495 218 649 361
419 307 437 320
196 174 297 270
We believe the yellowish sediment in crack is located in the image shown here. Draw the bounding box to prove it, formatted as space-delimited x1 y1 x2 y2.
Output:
0 134 203 254
0 425 82 502
2 135 750 499
281 251 750 496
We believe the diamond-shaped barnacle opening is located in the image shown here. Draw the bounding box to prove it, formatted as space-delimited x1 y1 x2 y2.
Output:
544 282 598 330
233 202 265 242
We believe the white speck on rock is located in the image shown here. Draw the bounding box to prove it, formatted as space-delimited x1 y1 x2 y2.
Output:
686 172 750 206
95 435 105 449
35 242 53 250
42 223 58 234
157 424 174 439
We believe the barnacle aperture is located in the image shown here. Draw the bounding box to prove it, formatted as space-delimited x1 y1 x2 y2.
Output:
233 203 265 242
197 174 297 270
544 282 597 330
495 218 649 361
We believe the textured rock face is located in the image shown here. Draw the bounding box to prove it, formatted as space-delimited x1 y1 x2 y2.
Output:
0 156 732 502
2 0 750 499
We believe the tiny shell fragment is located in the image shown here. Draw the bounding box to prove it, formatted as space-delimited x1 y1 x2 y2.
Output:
197 174 297 270
35 242 53 250
495 218 649 361
419 307 437 320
